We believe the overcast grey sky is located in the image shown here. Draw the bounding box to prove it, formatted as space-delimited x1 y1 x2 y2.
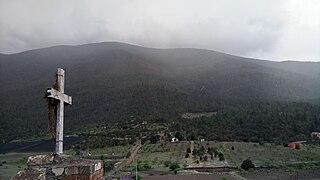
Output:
0 0 319 61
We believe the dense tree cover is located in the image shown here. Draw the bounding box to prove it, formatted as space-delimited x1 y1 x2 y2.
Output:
1 42 320 143
170 102 320 143
66 101 320 152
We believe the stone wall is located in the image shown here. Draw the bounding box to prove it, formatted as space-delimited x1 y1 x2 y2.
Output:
11 155 104 180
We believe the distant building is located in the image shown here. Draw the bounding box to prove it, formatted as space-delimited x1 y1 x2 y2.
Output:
171 137 179 143
311 132 320 139
288 141 306 149
200 139 205 142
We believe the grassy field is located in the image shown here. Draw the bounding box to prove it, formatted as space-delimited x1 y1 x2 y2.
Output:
65 144 133 157
202 141 320 167
242 168 320 180
131 141 320 179
0 153 35 179
2 141 320 179
137 142 189 165
135 141 320 171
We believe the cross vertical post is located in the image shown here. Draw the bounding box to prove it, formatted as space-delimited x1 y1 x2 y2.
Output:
56 68 65 155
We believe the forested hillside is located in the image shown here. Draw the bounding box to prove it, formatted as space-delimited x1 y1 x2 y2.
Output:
1 42 320 142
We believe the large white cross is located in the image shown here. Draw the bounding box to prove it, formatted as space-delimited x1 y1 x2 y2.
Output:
46 68 72 155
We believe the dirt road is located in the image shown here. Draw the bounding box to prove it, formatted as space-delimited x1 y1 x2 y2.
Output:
107 141 141 177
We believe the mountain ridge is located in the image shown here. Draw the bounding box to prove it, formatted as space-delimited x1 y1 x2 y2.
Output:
1 42 320 141
2 41 319 62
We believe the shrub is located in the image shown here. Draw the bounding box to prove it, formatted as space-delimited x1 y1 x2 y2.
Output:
132 174 142 180
241 159 255 171
169 162 180 171
183 163 188 169
149 135 159 144
164 161 171 167
204 156 208 161
218 152 225 161
137 161 152 171
143 163 152 170
259 140 264 146
187 147 191 153
213 149 219 157
207 147 214 155
104 161 114 172
75 150 81 156
126 151 131 158
192 148 198 157
185 153 190 158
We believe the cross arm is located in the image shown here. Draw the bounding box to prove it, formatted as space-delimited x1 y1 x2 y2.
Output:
45 87 72 105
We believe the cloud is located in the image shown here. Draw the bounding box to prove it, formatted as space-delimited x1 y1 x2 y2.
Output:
0 0 319 61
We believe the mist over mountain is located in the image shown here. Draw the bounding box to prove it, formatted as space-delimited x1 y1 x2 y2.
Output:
1 42 320 141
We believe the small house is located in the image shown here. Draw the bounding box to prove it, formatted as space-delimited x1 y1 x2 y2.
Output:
171 137 179 143
288 141 306 149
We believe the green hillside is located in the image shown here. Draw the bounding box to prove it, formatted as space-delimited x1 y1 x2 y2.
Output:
1 42 320 142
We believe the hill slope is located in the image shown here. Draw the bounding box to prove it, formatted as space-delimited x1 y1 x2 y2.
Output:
1 42 320 141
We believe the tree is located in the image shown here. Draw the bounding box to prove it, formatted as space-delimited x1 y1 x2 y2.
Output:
169 162 180 171
175 132 184 140
204 155 208 161
198 146 205 156
213 149 219 158
187 147 191 153
218 152 225 161
241 159 255 171
185 153 190 158
149 134 159 144
207 147 214 155
192 148 198 157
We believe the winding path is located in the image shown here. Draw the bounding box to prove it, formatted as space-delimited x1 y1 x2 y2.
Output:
107 141 142 177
